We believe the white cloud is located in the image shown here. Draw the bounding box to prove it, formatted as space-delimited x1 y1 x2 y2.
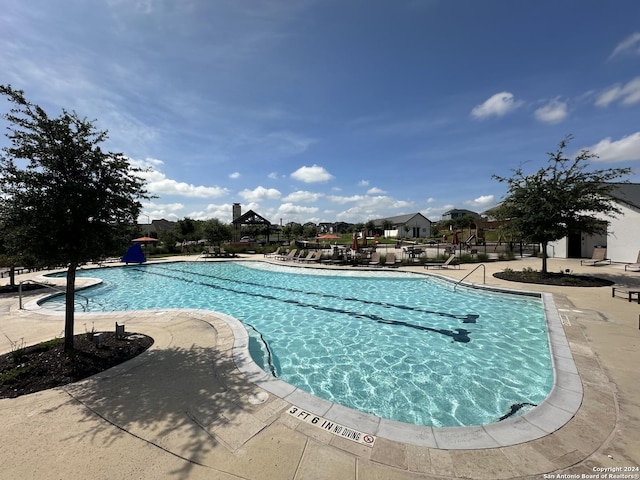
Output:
334 196 414 223
420 205 453 220
142 201 185 212
358 179 370 186
202 203 236 222
367 187 386 194
276 203 320 216
609 32 640 59
282 190 323 203
465 195 495 207
595 76 640 107
290 165 334 183
229 172 240 179
534 99 568 124
133 158 229 198
238 185 282 202
268 172 279 179
138 201 187 222
471 92 521 119
584 132 640 163
327 194 366 204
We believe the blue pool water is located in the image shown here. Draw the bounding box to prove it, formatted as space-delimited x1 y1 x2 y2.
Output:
44 261 553 427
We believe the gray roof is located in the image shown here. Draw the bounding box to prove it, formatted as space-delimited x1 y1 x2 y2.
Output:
442 208 480 217
372 213 431 226
608 183 640 211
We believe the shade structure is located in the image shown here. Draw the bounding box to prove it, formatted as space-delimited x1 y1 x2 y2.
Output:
316 233 340 240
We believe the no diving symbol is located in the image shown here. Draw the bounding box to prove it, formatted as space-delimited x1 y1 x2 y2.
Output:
363 434 375 444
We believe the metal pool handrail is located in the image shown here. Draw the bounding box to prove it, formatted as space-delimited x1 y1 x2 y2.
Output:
19 279 89 310
453 264 486 291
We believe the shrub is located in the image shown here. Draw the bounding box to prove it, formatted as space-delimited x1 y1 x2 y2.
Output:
477 253 490 262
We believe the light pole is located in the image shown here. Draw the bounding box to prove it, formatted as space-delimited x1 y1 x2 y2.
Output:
141 214 151 236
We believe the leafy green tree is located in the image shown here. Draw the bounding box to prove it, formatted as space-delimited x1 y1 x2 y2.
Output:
0 85 150 351
302 223 318 239
281 225 293 242
291 223 303 239
202 218 231 245
175 217 198 241
365 220 376 236
493 136 631 273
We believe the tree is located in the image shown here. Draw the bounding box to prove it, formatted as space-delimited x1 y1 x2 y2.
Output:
202 218 231 245
0 85 150 351
493 136 631 273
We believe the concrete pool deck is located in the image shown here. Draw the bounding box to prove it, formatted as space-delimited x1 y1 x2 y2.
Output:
0 255 639 479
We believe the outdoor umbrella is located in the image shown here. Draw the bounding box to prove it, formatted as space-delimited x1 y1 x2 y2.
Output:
351 233 359 252
132 236 158 243
452 231 459 255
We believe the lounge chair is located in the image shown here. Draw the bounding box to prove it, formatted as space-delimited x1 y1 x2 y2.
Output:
321 249 345 265
201 246 217 259
298 251 320 263
276 249 297 261
624 251 640 271
423 254 460 269
294 251 313 262
580 247 611 266
264 247 281 258
219 246 236 258
384 252 398 267
368 252 381 267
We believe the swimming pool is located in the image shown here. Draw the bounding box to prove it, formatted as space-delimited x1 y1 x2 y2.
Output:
43 261 553 427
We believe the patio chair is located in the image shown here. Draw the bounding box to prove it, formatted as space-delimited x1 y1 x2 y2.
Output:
299 251 320 263
624 251 640 271
264 246 281 258
369 252 381 267
423 254 460 269
580 247 611 266
276 249 297 261
384 252 398 267
294 251 313 262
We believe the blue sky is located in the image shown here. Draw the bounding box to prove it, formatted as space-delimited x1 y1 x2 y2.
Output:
2 1 640 225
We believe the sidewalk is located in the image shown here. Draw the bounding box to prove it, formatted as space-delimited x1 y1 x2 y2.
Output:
0 256 638 479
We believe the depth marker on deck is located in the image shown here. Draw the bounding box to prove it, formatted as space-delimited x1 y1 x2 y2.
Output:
287 405 376 447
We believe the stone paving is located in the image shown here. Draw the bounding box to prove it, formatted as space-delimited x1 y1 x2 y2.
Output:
0 255 638 479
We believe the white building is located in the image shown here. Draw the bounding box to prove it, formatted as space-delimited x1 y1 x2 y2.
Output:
371 213 432 239
547 183 640 263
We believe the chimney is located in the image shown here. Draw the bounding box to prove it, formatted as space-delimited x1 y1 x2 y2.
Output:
233 203 241 221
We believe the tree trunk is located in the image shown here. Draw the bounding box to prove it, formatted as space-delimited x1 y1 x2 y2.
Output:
541 241 548 274
64 263 77 352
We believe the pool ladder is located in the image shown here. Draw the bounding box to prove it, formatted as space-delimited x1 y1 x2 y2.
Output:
453 264 485 292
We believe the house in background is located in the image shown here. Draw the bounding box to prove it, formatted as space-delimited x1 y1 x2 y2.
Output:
441 209 480 220
547 183 640 263
371 213 432 239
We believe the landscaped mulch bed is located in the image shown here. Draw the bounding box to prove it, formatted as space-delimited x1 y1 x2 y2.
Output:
493 271 614 287
0 332 153 399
